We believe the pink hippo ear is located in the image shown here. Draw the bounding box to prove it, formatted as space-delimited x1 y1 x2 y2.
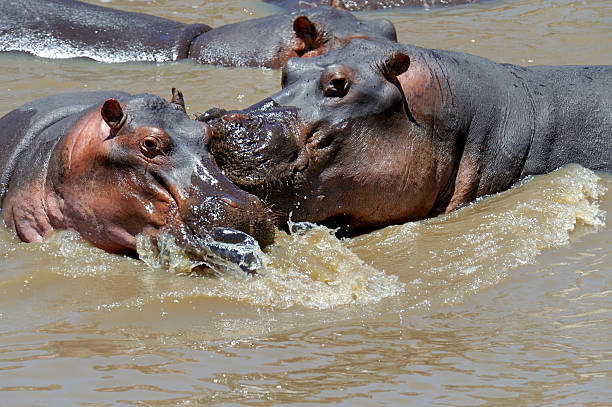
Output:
101 98 126 135
385 52 411 78
293 16 322 57
383 52 418 125
170 87 186 113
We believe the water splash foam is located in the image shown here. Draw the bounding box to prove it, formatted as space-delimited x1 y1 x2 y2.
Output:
348 164 607 308
135 223 405 309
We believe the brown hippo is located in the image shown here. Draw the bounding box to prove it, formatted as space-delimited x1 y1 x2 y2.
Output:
264 0 481 12
0 89 274 272
202 39 612 233
0 0 396 68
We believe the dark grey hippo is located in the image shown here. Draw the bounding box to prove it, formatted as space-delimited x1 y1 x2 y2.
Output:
264 0 481 12
0 89 275 272
0 0 211 63
188 5 396 68
202 39 612 233
0 0 396 68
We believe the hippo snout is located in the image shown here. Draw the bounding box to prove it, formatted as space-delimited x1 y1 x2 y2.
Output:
201 99 299 154
202 105 304 196
182 187 276 250
171 190 275 273
198 98 291 126
217 192 276 249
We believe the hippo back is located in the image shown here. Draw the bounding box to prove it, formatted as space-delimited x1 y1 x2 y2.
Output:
0 91 130 206
263 0 480 11
0 0 210 62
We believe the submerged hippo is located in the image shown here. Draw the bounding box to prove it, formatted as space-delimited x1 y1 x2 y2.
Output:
188 5 396 68
202 39 612 233
0 0 211 63
0 0 396 68
0 90 274 272
264 0 480 12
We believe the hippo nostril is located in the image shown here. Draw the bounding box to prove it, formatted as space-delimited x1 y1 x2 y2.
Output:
221 197 239 209
222 113 247 123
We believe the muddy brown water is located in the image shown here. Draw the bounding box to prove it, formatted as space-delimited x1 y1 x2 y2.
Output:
1 0 611 405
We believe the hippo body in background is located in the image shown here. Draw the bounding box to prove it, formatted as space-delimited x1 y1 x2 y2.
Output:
0 90 274 269
0 0 211 62
203 39 612 233
0 0 396 68
264 0 480 12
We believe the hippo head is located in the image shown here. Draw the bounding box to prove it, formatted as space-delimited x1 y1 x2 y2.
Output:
189 6 396 68
285 6 398 62
203 40 466 233
50 90 274 269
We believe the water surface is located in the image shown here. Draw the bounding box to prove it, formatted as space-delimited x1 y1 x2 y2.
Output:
0 0 611 405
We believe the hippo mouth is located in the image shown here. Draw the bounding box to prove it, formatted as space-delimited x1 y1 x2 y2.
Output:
151 187 275 275
174 173 276 274
150 171 182 214
143 169 275 274
138 226 267 275
146 150 276 274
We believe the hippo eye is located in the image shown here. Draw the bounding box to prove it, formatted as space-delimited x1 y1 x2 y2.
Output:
324 74 350 98
140 136 162 158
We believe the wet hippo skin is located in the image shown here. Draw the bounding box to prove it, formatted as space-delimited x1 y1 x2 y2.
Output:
0 0 211 62
203 39 612 233
0 0 396 68
188 5 396 68
0 90 275 268
264 0 481 12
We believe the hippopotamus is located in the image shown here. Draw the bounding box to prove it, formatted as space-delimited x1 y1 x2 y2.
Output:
264 0 480 12
0 0 211 63
0 89 275 272
202 39 612 233
0 0 396 68
188 6 396 68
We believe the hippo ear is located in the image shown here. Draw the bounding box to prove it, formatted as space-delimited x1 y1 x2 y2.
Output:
101 99 126 135
170 87 186 113
383 53 419 126
293 16 322 56
385 52 411 78
293 16 317 40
